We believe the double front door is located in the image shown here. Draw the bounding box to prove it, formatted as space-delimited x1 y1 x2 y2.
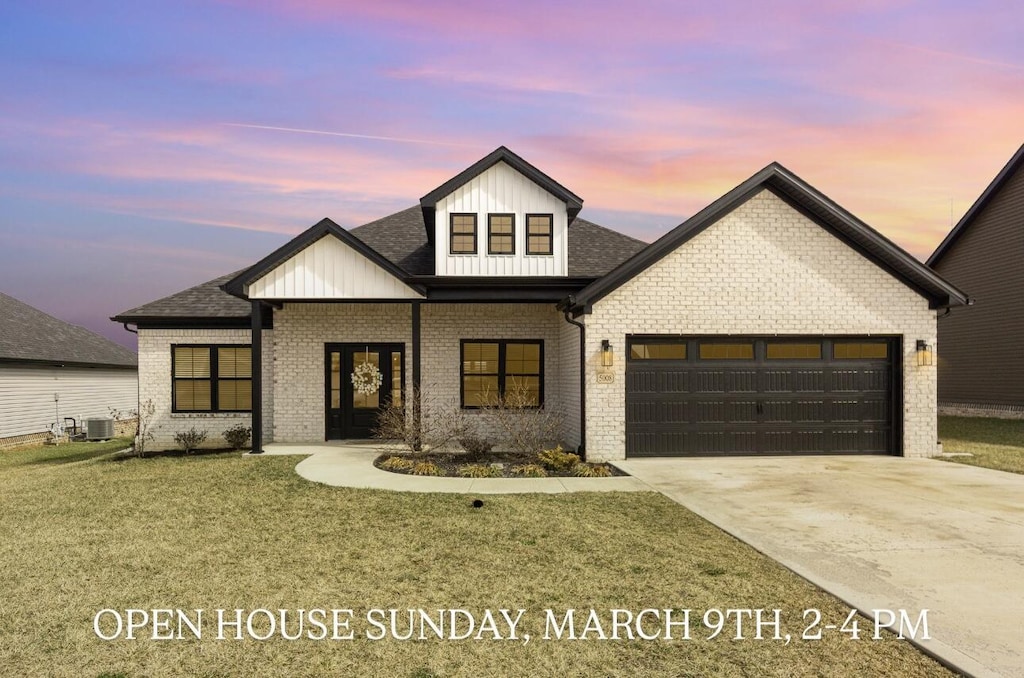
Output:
325 343 404 439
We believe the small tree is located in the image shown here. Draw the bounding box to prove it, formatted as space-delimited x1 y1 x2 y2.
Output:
373 385 468 454
134 399 157 458
173 427 208 454
479 384 564 459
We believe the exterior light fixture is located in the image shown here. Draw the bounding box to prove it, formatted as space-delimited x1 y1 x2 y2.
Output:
915 340 933 366
601 339 614 367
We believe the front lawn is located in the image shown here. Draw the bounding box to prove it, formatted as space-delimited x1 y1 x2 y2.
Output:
938 415 1024 474
0 446 949 676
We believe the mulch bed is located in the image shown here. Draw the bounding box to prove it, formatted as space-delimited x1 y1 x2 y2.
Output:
373 450 627 478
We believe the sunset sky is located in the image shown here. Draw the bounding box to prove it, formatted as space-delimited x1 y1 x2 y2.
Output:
1 1 1021 349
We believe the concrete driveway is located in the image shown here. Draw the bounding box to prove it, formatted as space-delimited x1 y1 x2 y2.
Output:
615 456 1024 677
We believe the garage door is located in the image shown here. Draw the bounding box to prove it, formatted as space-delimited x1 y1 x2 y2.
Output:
625 337 897 457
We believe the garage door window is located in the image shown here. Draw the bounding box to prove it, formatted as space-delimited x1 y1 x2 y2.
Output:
834 342 888 359
766 342 822 359
630 342 687 360
699 342 754 360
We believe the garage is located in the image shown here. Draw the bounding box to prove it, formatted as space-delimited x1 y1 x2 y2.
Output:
625 336 898 457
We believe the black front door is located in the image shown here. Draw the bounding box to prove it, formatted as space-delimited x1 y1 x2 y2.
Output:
325 343 404 439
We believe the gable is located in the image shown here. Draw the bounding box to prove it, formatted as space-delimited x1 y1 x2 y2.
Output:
571 163 967 312
248 234 422 300
594 189 934 328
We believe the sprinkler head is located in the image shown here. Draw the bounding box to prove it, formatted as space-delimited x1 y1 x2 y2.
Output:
471 499 484 508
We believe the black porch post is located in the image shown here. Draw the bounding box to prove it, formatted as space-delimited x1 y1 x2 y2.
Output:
411 301 422 450
250 300 264 454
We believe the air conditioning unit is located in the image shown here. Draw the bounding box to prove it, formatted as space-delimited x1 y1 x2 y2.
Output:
85 418 114 441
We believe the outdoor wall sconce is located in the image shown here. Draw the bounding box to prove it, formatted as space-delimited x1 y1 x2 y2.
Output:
915 340 933 366
601 339 614 367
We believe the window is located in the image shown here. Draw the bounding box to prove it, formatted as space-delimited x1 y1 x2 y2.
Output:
699 342 754 360
487 214 515 254
834 342 888 359
461 340 543 408
526 214 553 255
629 342 687 360
766 342 822 359
172 345 251 412
450 213 477 254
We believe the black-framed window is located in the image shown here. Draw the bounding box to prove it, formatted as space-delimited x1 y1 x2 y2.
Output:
487 213 515 255
526 214 553 255
450 213 477 254
461 340 543 408
172 345 252 412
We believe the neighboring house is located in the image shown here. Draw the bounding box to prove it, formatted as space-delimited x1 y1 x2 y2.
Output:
0 292 138 448
928 143 1024 418
113 146 966 460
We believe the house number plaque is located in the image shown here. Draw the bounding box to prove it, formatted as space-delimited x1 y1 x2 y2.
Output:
596 373 614 384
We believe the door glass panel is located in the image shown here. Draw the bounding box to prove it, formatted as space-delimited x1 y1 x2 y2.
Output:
834 342 888 359
699 342 754 360
391 351 402 407
330 352 341 409
352 351 380 409
766 342 822 359
630 343 687 360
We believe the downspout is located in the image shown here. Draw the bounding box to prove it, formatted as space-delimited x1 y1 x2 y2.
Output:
561 298 586 460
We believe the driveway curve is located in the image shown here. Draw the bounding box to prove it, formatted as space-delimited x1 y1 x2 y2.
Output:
615 456 1024 678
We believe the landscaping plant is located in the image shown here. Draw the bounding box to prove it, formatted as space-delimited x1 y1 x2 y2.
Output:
222 425 252 450
173 427 208 454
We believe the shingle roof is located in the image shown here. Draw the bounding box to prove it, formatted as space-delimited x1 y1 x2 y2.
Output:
113 211 647 322
113 271 251 320
0 292 137 367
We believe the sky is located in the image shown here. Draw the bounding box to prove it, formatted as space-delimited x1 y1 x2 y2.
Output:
0 1 1021 350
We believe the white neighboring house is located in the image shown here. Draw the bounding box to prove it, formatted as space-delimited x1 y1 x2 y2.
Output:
113 146 968 460
0 292 138 448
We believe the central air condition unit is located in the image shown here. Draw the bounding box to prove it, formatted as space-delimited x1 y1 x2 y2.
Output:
85 418 115 441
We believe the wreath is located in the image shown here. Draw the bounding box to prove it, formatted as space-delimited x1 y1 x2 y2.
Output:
351 360 384 395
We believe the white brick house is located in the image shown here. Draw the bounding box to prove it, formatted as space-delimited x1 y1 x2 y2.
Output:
114 147 967 459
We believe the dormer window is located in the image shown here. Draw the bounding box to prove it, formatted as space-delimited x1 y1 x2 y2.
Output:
487 214 515 255
526 214 553 255
450 213 477 254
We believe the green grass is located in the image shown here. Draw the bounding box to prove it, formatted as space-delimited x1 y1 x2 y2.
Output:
938 416 1024 474
0 446 951 677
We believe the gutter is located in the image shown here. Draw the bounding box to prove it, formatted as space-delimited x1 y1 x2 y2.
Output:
559 296 586 459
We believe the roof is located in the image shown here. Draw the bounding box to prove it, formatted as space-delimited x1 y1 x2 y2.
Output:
0 292 137 368
927 143 1024 267
112 271 252 324
419 146 584 243
570 162 969 313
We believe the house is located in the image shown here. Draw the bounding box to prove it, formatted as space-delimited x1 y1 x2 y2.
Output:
112 146 967 460
0 292 138 448
928 143 1024 418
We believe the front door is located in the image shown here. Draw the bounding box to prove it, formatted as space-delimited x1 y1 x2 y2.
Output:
325 343 404 439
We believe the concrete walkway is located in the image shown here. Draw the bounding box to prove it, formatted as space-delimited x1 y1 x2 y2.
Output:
616 455 1024 678
257 442 650 494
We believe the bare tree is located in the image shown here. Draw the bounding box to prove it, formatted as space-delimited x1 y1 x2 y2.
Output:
373 385 468 454
479 384 564 459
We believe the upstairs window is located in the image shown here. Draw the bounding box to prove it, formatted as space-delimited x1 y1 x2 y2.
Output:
172 345 252 412
487 214 515 255
450 213 478 254
526 214 553 255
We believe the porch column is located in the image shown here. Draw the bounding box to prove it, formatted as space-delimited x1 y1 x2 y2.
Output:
411 301 422 450
250 300 264 454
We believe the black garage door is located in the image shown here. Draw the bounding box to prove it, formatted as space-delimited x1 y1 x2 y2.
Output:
625 337 898 457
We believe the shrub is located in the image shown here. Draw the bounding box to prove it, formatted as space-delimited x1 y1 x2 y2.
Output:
223 425 252 450
537 445 580 472
511 464 547 478
458 434 493 460
173 427 208 454
573 463 613 477
379 456 415 472
478 384 565 460
374 387 468 454
411 461 443 476
457 464 502 478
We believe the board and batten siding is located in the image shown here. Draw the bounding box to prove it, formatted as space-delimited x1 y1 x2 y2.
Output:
933 161 1024 408
434 161 569 276
0 365 137 439
248 235 422 300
